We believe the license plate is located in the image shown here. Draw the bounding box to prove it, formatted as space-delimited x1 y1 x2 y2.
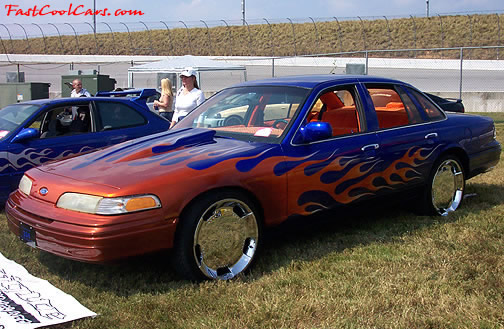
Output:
19 223 36 248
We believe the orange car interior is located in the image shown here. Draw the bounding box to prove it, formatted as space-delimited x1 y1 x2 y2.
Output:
308 91 360 137
368 89 410 129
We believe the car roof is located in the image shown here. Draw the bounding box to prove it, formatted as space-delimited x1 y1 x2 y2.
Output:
232 74 407 89
16 96 146 106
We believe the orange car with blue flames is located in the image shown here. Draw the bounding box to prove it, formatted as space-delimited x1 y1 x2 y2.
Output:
5 75 501 281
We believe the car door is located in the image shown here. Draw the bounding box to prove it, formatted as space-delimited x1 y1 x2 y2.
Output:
363 83 444 193
6 101 98 192
285 84 383 216
90 100 156 144
0 103 42 200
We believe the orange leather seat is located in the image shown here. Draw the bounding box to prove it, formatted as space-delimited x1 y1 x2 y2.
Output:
321 106 359 136
376 108 409 128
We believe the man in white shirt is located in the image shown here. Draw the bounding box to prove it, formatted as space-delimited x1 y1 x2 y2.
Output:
70 79 91 97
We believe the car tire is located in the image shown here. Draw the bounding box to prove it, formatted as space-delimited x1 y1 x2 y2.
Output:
172 190 262 281
223 115 243 126
420 154 465 216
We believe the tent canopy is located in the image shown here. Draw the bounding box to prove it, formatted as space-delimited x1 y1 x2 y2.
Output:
128 55 245 73
127 55 247 90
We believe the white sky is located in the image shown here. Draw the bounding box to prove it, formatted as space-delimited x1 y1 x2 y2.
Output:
0 0 502 25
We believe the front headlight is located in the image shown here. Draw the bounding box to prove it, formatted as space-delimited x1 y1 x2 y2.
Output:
19 175 33 195
56 193 161 215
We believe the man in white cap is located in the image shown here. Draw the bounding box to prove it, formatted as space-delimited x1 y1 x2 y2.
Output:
171 68 206 128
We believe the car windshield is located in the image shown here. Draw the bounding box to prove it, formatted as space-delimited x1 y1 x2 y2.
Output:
0 104 40 140
176 86 310 142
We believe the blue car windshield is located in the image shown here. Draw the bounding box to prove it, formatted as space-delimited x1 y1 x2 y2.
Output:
176 86 310 143
0 104 40 140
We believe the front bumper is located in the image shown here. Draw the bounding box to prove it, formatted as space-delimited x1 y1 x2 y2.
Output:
5 190 177 263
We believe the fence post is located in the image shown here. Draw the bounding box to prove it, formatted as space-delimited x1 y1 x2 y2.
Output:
31 23 47 54
160 21 174 55
84 22 99 54
263 18 274 56
139 21 156 55
0 24 14 53
243 20 254 56
0 35 7 55
365 50 369 75
309 17 319 54
332 17 344 53
467 15 473 59
14 23 31 54
64 23 81 55
200 20 212 56
459 47 463 99
409 15 417 58
383 16 392 52
497 14 501 60
286 18 297 56
102 22 117 55
437 14 444 58
120 22 135 55
48 23 65 54
221 20 233 56
272 58 275 77
357 16 367 51
179 20 193 54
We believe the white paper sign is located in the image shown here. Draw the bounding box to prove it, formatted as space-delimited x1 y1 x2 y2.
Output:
0 252 96 329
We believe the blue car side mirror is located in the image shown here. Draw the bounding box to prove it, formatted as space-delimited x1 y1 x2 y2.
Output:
295 121 333 144
11 128 40 143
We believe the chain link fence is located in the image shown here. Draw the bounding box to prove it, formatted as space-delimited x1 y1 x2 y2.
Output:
1 46 503 111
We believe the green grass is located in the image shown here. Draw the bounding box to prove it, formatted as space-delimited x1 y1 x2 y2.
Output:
0 113 503 328
3 13 503 58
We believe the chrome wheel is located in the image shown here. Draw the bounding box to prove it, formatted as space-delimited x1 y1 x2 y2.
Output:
193 198 259 280
431 158 464 216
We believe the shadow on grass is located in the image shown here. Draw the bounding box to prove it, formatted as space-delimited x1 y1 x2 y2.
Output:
36 182 504 294
255 181 504 277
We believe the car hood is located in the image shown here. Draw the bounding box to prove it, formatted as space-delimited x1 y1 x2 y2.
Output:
36 128 282 190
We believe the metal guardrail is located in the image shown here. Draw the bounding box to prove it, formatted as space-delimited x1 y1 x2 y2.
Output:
0 13 503 58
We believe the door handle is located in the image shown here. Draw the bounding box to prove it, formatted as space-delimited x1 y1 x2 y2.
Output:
361 144 379 152
425 133 438 139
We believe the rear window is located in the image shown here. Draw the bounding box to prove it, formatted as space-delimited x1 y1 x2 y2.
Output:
406 88 445 122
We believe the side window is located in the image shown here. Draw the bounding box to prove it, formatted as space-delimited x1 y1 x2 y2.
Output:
366 85 424 129
33 104 91 138
307 86 361 138
406 88 445 122
95 102 146 131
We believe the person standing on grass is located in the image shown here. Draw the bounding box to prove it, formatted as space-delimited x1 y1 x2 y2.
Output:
170 68 205 128
70 79 91 97
153 78 174 122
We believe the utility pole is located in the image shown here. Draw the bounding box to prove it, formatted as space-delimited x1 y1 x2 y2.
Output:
242 0 245 26
93 0 96 33
426 0 430 17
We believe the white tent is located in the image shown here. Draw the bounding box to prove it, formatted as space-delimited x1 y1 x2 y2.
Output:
127 55 246 92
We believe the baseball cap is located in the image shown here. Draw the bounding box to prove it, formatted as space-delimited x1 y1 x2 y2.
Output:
180 68 196 77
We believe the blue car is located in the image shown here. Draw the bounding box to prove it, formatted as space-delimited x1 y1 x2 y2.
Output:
0 89 170 203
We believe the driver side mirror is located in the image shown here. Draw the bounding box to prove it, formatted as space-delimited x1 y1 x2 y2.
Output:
294 121 333 144
11 128 40 143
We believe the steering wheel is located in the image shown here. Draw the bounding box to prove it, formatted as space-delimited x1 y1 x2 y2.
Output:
272 119 288 129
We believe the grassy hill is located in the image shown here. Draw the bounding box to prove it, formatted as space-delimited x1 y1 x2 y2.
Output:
1 14 503 59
